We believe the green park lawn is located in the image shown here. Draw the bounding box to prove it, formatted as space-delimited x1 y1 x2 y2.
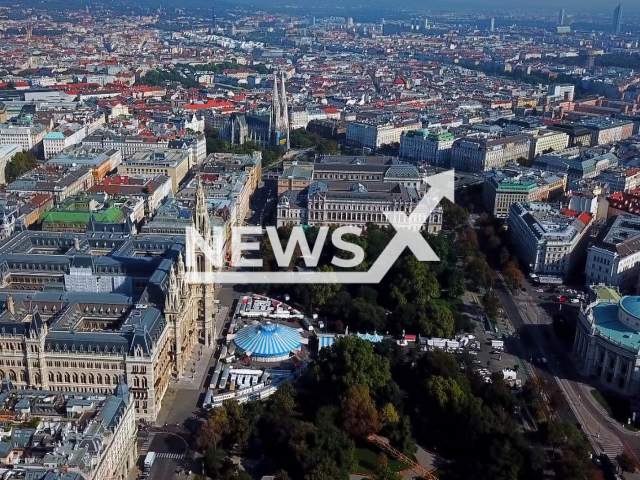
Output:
353 446 410 474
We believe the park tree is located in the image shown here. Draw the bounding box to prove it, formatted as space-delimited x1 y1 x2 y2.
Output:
323 289 352 320
498 247 511 267
483 225 496 237
274 470 293 480
372 454 403 480
487 235 502 251
221 399 261 449
391 303 423 334
310 407 356 474
389 256 440 306
465 256 493 290
442 199 470 229
348 297 387 332
365 227 393 263
504 262 524 291
447 268 467 298
379 403 400 426
203 448 228 478
309 265 341 306
554 450 591 480
5 151 37 184
426 375 466 410
547 388 568 415
268 381 297 417
544 420 587 455
388 415 417 455
461 228 479 248
419 300 455 338
617 452 636 477
482 290 501 319
340 384 381 438
312 336 391 395
262 146 284 167
305 458 349 480
197 406 231 450
424 232 455 273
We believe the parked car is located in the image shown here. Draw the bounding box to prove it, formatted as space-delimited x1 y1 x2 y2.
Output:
557 296 567 302
570 298 580 304
535 288 544 293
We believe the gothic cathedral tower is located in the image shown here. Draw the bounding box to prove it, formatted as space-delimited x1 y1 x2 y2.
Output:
270 71 290 151
193 177 215 346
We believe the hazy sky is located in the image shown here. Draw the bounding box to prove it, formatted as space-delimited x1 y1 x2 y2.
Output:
229 0 635 14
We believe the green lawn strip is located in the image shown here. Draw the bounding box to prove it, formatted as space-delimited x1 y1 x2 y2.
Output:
591 388 635 428
353 446 411 474
590 389 613 416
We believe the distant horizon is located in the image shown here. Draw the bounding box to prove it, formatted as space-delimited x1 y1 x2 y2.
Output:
1 0 637 15
211 0 636 15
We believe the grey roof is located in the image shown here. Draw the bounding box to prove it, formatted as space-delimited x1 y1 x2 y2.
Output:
0 217 188 355
384 164 421 179
98 395 127 430
12 428 36 449
0 441 11 458
308 180 412 202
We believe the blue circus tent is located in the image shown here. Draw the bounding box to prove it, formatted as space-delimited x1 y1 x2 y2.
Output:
233 322 302 362
356 332 384 343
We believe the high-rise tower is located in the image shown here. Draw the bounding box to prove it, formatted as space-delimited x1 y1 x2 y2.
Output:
613 4 623 34
558 8 565 26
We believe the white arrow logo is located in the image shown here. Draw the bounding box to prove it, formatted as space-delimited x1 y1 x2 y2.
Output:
186 170 454 284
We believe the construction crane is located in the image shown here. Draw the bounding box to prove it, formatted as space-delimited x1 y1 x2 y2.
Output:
367 434 438 480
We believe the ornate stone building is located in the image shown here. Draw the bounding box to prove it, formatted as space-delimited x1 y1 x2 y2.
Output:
0 181 217 421
220 71 290 150
0 378 137 480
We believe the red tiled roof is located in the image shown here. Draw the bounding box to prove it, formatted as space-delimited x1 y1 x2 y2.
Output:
183 100 235 110
578 212 592 225
0 82 28 88
560 209 579 217
30 194 53 207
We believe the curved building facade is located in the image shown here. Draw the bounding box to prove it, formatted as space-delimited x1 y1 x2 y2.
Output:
573 290 640 395
233 321 302 362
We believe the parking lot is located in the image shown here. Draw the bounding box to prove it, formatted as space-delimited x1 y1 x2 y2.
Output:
458 292 526 385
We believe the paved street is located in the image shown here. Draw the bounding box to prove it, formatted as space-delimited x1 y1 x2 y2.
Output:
461 292 526 382
248 178 277 226
492 272 640 465
454 172 484 190
137 430 192 480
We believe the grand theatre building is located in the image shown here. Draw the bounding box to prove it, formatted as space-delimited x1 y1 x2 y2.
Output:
573 286 640 396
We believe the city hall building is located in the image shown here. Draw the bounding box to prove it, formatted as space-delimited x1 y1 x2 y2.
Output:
0 180 217 421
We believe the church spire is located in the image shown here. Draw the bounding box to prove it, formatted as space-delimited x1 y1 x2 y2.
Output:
271 74 281 139
280 70 290 151
193 176 211 242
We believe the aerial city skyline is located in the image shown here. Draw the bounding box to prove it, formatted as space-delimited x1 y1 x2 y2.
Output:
2 2 640 480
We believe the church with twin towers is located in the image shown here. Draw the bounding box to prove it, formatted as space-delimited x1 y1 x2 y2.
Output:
221 71 290 151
